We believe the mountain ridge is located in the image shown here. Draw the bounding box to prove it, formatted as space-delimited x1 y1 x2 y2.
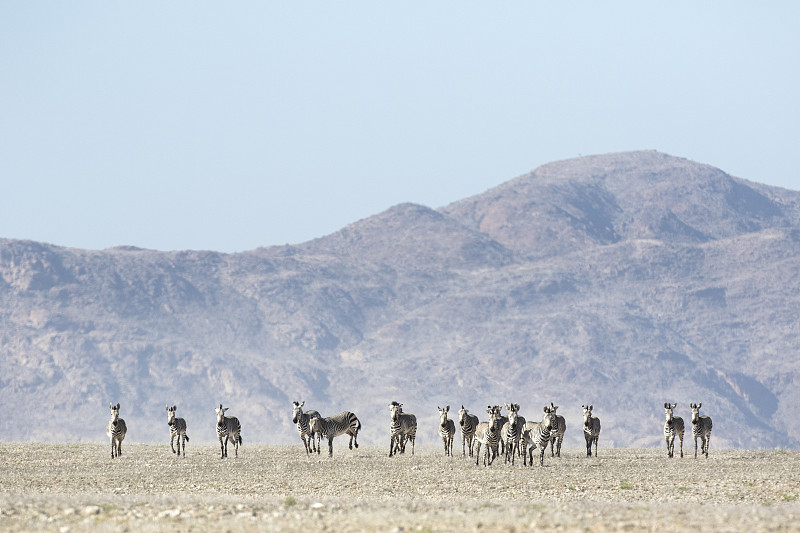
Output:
2 151 799 449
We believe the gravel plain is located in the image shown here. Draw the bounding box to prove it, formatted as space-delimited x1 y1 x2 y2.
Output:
0 442 798 532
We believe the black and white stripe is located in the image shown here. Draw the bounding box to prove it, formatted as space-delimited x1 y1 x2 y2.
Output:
502 403 524 465
663 402 685 458
690 402 712 458
106 402 127 459
474 406 502 466
547 403 567 458
312 410 361 457
458 406 480 458
166 405 189 456
215 404 242 459
520 406 557 466
582 404 601 457
389 402 417 457
438 406 456 457
292 401 321 455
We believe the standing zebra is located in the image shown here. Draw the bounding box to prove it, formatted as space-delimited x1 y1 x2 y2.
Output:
438 406 456 456
215 404 242 459
389 402 417 457
690 402 713 458
311 410 361 457
166 405 189 456
106 402 127 459
520 406 557 466
547 403 567 458
458 405 480 458
292 401 322 455
502 403 523 465
474 406 502 466
582 404 601 457
663 402 685 458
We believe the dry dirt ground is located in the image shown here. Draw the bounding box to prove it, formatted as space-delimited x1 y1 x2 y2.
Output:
0 442 798 532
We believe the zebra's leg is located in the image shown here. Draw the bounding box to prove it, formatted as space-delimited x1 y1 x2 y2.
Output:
348 433 354 450
694 435 699 459
557 437 563 458
328 436 334 457
539 446 546 466
666 436 672 458
679 435 684 458
594 436 599 457
118 440 122 457
389 436 395 457
219 437 225 459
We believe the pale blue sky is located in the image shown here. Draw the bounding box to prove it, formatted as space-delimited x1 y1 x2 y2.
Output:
2 3 798 252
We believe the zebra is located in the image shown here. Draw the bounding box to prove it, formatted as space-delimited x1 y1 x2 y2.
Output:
582 404 601 457
492 405 510 455
292 401 322 455
215 404 242 459
311 410 361 457
502 403 523 465
663 402 685 458
690 402 713 458
547 402 567 457
438 406 456 456
389 401 417 457
458 405 480 457
520 405 557 466
474 406 502 466
106 402 127 459
166 405 189 456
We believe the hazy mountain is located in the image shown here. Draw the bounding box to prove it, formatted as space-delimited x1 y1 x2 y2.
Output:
2 151 799 450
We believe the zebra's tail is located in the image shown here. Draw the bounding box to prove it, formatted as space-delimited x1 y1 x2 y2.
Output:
238 434 243 445
356 416 362 433
184 435 189 442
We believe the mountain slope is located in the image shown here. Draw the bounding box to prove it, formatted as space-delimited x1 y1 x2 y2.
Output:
1 151 799 449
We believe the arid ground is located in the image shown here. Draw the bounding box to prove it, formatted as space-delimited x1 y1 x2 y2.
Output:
0 442 798 532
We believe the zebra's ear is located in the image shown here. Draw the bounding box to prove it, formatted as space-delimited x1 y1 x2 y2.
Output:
172 405 177 411
672 403 677 409
300 401 304 408
698 403 702 409
589 404 593 410
116 403 120 410
110 403 113 409
445 405 449 412
166 405 169 411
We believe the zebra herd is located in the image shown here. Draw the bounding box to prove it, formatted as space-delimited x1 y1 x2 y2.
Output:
105 399 712 462
663 402 713 459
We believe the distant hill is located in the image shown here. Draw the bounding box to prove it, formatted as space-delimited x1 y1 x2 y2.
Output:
2 151 799 449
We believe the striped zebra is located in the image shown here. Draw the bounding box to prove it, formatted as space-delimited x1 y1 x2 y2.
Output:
663 402 685 458
582 404 601 457
438 406 456 456
458 405 480 457
474 406 502 466
547 403 567 458
292 401 322 455
106 402 127 459
492 405 510 455
215 404 242 459
389 402 417 457
690 402 713 458
502 403 523 465
311 410 361 457
166 405 189 456
520 405 557 466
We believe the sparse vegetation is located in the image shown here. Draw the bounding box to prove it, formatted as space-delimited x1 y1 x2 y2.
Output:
0 444 799 532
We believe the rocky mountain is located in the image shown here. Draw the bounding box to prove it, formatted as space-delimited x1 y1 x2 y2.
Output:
2 151 799 450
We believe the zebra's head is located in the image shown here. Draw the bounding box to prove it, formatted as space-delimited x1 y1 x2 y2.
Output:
438 406 450 428
550 402 560 414
166 405 177 425
542 405 557 430
459 405 470 427
507 405 518 427
390 402 403 421
582 405 593 427
215 404 228 424
690 403 702 424
664 402 678 423
109 403 121 422
292 401 305 424
487 406 502 432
